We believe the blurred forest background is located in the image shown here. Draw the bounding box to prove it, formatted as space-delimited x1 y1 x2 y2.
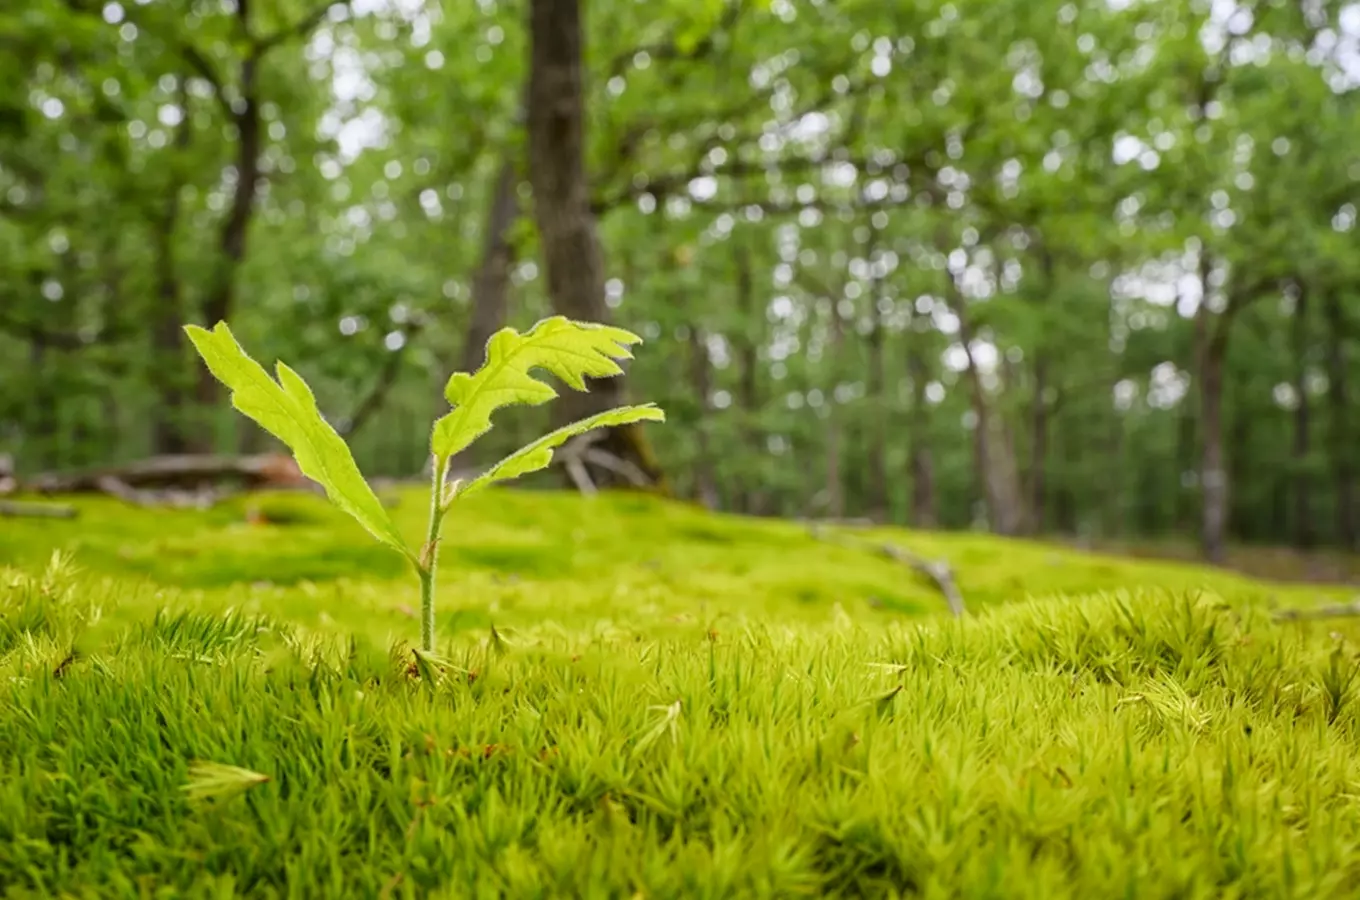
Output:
1 0 1358 566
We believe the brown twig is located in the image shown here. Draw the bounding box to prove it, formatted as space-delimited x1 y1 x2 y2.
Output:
808 524 967 617
0 500 78 519
1273 599 1360 621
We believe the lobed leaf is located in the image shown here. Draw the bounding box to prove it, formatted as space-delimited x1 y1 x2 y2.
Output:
456 404 666 498
184 323 413 562
431 317 645 462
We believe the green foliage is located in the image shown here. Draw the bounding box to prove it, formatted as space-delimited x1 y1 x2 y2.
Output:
185 322 414 562
432 316 660 465
186 316 664 651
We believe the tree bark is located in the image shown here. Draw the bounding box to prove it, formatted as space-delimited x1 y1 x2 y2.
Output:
451 156 519 469
686 327 720 509
1029 353 1049 533
526 0 664 489
1291 282 1314 548
459 157 519 375
1200 323 1230 564
193 45 262 451
955 299 1024 535
906 333 937 529
865 273 888 522
1325 293 1355 550
824 296 845 520
151 80 192 455
732 237 766 514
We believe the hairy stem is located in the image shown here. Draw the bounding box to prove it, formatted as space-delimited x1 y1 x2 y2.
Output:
420 454 449 652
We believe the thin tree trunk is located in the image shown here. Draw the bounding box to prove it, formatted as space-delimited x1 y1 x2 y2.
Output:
1200 325 1230 564
825 296 845 519
152 80 192 455
955 299 1025 535
1029 354 1048 533
193 45 262 451
1325 292 1355 550
687 327 720 509
865 277 888 522
28 336 57 469
526 0 664 489
734 238 763 514
1027 249 1056 532
906 331 937 528
1174 399 1198 533
451 156 519 470
459 157 519 375
1292 282 1314 548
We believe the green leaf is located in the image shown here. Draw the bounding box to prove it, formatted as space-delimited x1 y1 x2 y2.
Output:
431 317 646 462
181 760 270 802
184 323 414 562
456 404 665 498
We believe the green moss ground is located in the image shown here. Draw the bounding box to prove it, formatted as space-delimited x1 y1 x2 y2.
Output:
2 488 1359 897
0 487 1346 643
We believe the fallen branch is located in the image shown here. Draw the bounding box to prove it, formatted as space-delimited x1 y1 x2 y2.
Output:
558 432 600 496
27 453 309 494
0 500 78 519
1273 598 1360 621
93 476 220 509
550 431 653 496
0 453 14 495
13 453 318 509
808 524 967 617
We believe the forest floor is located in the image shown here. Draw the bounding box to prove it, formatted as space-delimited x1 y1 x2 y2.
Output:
3 488 1360 897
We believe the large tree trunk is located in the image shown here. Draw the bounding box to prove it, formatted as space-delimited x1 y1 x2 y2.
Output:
451 156 520 470
1291 282 1314 548
1325 293 1355 550
526 0 664 490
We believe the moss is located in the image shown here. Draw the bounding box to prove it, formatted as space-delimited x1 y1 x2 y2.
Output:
1 487 1349 644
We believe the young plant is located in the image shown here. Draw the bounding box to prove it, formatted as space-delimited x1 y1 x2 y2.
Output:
185 316 664 653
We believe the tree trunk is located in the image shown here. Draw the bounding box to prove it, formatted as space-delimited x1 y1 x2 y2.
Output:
1291 282 1314 548
1200 325 1230 564
459 157 519 375
451 156 519 470
1029 354 1049 533
865 281 888 521
193 51 262 452
906 338 937 529
956 302 1024 535
733 238 763 514
824 297 845 519
151 80 192 455
687 327 720 509
27 335 57 469
1325 293 1355 550
526 0 664 490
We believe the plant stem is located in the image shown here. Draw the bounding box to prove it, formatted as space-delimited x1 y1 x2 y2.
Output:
420 455 449 653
